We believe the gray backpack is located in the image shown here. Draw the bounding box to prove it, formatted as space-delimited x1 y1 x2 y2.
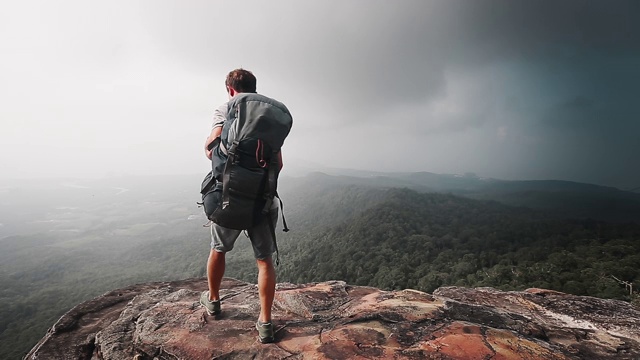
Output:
201 93 293 231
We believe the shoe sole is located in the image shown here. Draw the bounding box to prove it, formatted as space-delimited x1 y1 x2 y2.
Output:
204 308 220 316
258 336 275 344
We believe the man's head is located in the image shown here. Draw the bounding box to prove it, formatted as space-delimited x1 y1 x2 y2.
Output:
225 68 257 97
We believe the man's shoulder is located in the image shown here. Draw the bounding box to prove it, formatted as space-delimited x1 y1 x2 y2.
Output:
216 101 229 113
212 101 230 128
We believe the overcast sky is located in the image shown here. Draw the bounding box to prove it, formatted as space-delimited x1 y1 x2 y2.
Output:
1 0 639 189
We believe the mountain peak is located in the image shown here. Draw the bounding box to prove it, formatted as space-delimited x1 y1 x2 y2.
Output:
26 278 640 359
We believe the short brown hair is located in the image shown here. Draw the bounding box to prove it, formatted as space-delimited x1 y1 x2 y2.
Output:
225 68 257 93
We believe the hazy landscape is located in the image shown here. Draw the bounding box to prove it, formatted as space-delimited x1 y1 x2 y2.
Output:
1 171 639 359
3 1 639 359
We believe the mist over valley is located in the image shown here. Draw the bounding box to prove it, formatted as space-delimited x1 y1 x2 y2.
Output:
1 171 639 358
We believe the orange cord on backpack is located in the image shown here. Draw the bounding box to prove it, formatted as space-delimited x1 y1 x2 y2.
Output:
256 139 268 168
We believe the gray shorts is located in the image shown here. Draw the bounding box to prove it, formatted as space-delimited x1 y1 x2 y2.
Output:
210 204 278 260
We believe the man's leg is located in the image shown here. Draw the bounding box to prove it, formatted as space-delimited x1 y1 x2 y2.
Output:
250 205 279 342
207 249 226 301
206 223 241 302
256 256 275 323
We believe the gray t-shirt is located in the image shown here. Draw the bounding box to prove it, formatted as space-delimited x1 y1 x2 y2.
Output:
211 102 229 130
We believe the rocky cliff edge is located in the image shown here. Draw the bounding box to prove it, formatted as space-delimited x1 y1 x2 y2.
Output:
26 278 640 359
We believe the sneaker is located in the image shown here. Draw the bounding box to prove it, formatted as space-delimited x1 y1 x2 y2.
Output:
199 291 221 315
255 321 275 343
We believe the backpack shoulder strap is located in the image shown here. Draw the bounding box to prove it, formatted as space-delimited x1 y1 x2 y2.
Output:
221 140 240 209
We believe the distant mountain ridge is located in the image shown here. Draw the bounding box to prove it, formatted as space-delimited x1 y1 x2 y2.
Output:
282 170 640 223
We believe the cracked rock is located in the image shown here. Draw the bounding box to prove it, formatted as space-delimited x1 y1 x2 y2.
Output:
26 279 640 359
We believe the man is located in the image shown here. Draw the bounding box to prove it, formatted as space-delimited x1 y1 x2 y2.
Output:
200 69 289 344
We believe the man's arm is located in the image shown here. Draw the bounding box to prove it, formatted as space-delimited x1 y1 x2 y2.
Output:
204 126 223 160
204 102 229 160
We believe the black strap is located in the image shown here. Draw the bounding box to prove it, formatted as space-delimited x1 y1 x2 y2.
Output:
276 195 289 232
261 150 279 214
221 140 239 209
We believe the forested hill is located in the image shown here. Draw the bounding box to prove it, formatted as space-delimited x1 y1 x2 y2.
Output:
277 187 640 302
287 171 640 223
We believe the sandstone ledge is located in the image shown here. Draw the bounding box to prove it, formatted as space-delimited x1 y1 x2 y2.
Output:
26 278 640 359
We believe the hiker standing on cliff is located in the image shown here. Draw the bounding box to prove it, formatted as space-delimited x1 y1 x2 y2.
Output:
200 69 292 344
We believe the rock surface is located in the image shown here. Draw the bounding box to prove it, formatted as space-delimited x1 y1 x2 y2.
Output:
26 278 640 359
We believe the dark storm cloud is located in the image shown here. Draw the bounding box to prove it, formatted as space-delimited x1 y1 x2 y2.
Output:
146 0 640 123
447 1 640 57
139 0 637 187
